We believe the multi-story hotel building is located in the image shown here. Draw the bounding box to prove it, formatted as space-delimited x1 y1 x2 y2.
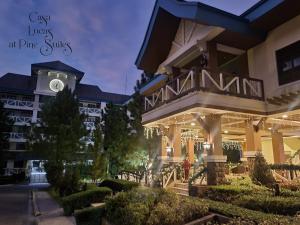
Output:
136 0 300 184
0 61 130 182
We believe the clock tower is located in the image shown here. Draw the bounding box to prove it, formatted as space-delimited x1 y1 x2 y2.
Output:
32 61 83 96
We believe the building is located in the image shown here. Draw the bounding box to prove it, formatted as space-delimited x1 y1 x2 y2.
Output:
0 61 130 182
136 0 300 185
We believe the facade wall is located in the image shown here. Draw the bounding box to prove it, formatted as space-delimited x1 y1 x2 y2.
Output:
262 137 300 164
248 15 300 98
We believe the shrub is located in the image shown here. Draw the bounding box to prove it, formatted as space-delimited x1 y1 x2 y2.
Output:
44 161 63 187
250 153 275 187
59 167 81 197
0 176 14 185
233 194 300 216
106 189 157 225
62 187 112 216
207 199 299 225
105 189 209 225
98 179 139 193
204 185 253 202
74 205 105 225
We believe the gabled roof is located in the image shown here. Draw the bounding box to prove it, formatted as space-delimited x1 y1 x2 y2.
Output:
136 0 300 73
31 61 85 81
0 73 36 95
100 92 131 105
75 83 130 105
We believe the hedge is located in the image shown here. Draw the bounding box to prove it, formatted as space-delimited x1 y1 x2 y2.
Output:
98 179 139 193
204 184 267 202
105 189 209 225
206 199 300 225
74 205 105 225
233 194 300 216
0 176 14 185
62 187 112 216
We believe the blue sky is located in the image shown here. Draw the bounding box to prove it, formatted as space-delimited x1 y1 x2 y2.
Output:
0 0 259 95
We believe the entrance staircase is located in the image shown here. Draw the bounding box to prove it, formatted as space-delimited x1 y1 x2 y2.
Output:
169 182 189 196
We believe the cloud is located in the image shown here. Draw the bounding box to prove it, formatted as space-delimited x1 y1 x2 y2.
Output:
0 0 154 95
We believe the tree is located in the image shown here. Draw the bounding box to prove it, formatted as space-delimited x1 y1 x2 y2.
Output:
102 102 131 176
250 153 275 187
0 101 13 174
29 87 88 189
89 118 107 182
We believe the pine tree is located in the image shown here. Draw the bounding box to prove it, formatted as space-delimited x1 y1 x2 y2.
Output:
102 102 130 176
29 87 88 187
0 101 13 174
89 118 107 182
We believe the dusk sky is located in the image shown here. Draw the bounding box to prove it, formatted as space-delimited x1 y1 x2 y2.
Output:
0 0 259 95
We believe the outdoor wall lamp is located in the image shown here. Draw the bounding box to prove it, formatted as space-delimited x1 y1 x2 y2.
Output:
166 145 173 153
203 142 212 151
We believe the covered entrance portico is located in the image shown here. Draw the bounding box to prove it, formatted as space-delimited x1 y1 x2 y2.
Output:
144 105 300 185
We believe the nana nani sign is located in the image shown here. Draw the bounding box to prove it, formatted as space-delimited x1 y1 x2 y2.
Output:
8 12 72 56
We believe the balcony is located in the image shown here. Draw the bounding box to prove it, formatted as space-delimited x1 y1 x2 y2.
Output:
144 69 264 112
84 121 95 130
1 99 34 110
8 132 26 142
79 107 101 115
8 115 32 124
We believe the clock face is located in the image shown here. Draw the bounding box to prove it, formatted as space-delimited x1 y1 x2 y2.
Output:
49 79 64 92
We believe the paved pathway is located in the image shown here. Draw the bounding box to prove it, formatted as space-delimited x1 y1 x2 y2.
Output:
0 184 35 225
36 191 75 225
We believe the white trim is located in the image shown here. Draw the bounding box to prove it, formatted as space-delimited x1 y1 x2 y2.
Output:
217 44 245 55
157 156 183 162
205 155 227 163
240 157 247 162
243 151 260 158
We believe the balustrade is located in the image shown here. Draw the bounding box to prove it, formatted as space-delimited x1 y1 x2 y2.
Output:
9 132 26 140
8 115 32 123
79 107 101 115
144 69 265 111
1 98 34 108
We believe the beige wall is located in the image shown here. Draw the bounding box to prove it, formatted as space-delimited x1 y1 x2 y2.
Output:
262 137 300 164
248 15 300 99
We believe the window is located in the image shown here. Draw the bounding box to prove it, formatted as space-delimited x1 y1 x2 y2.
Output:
276 40 300 85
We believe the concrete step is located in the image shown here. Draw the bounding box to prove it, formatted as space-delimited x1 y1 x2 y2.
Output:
174 182 188 189
171 186 189 196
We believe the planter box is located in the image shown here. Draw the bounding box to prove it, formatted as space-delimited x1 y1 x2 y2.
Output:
102 213 230 225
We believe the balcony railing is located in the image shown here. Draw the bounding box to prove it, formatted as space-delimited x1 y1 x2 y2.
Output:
8 115 32 124
9 132 26 140
1 99 34 108
79 107 101 115
144 69 264 112
84 121 95 130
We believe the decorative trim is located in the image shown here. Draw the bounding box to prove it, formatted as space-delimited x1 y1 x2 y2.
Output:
243 151 260 158
240 157 248 162
157 156 183 162
205 155 227 163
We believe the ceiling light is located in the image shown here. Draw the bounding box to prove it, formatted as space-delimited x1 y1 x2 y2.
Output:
191 122 196 126
268 127 272 130
224 130 228 134
282 114 288 118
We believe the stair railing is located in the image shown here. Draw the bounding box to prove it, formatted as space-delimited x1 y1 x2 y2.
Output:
163 167 177 188
188 167 207 186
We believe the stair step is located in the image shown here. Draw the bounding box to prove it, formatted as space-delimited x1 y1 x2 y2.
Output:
171 186 189 196
174 183 189 189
